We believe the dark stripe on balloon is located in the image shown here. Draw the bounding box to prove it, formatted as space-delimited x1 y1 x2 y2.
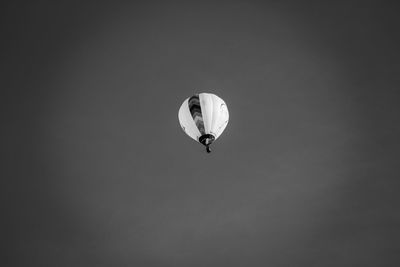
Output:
188 94 205 135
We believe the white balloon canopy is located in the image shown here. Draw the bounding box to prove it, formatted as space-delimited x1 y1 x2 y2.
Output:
178 93 229 153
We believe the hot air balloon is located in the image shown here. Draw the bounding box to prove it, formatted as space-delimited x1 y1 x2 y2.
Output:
178 93 229 153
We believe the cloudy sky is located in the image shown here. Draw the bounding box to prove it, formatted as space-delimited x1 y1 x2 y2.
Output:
3 1 400 266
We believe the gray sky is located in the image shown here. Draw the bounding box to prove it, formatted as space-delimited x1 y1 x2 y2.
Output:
3 1 400 266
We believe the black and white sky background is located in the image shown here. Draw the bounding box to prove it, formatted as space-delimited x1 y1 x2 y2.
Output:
2 1 400 266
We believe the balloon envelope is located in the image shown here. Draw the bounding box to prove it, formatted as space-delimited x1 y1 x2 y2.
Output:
178 93 229 147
